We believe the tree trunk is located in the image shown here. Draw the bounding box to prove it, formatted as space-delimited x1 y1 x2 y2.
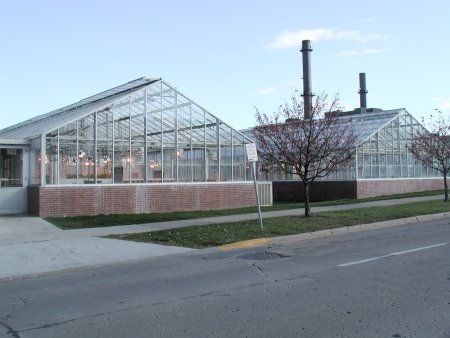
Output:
304 183 311 217
444 170 448 202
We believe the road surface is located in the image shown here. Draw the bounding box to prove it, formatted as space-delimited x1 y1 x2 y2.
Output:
1 217 449 337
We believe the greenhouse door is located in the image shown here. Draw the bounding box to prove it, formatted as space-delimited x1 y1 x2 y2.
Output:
0 147 28 215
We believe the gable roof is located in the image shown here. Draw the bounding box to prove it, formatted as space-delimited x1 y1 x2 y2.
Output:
0 77 159 140
241 108 407 147
338 108 405 145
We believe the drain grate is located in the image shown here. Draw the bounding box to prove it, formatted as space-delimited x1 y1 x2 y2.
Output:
236 251 289 260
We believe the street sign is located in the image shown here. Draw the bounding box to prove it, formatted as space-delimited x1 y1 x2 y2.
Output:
245 143 263 228
245 143 258 162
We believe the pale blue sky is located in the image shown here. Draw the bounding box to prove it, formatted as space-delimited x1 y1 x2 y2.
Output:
1 0 449 130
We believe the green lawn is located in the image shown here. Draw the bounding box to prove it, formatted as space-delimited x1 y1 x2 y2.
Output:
106 200 450 249
45 190 444 230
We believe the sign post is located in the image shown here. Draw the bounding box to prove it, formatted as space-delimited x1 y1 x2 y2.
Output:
245 143 263 229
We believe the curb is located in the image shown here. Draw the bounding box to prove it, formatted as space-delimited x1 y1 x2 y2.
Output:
218 212 450 250
219 238 272 251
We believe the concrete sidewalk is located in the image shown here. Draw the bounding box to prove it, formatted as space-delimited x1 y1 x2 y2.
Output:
0 195 446 280
0 216 194 280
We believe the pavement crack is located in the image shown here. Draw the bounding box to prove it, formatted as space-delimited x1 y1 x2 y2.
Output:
0 320 22 338
151 283 266 307
251 262 274 282
18 305 145 333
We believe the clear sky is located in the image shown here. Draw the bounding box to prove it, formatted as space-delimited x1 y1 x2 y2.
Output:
1 0 449 131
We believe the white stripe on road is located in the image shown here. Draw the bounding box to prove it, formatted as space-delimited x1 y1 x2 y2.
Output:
338 243 447 267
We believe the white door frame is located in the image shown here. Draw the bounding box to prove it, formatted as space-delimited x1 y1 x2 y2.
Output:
0 145 29 215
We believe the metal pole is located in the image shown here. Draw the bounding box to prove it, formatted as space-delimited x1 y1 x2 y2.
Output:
252 161 263 229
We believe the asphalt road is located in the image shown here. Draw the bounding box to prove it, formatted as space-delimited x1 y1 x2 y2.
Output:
1 217 450 337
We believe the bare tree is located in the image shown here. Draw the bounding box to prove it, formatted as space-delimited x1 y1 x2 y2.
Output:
408 111 450 202
253 92 356 217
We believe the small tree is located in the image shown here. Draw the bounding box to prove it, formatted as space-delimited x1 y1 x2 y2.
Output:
253 92 356 217
408 111 450 202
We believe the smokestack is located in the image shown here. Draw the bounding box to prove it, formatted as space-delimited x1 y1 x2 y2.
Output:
358 72 368 112
301 40 313 120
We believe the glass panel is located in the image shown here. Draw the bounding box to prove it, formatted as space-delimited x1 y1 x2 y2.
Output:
130 106 145 141
408 165 415 177
45 131 58 184
130 144 145 183
59 141 77 184
162 98 176 181
113 142 129 183
58 121 78 184
191 105 206 182
59 121 77 139
147 143 162 182
177 98 192 182
96 111 113 141
371 165 379 178
177 148 191 182
30 138 41 185
362 163 371 178
79 114 95 141
78 140 95 183
162 149 176 182
191 107 205 145
205 113 219 181
386 164 394 178
233 134 245 181
97 142 113 183
192 148 205 181
220 125 232 181
379 165 386 178
114 98 131 142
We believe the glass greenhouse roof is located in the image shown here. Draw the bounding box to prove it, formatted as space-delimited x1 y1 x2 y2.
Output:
0 78 160 140
338 108 404 145
241 108 405 147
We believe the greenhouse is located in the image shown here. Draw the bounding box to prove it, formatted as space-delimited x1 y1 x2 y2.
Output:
1 78 252 185
0 78 260 216
0 77 443 215
244 108 442 201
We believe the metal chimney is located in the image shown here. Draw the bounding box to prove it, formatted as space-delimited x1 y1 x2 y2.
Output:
301 40 313 120
358 72 368 112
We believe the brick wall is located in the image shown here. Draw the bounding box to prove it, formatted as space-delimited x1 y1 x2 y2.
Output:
356 178 442 199
28 183 256 217
272 178 443 202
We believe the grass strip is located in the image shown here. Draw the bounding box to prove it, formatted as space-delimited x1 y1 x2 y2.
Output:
106 200 450 249
46 190 443 230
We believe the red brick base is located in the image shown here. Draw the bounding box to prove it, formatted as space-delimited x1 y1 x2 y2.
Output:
356 178 442 199
28 183 256 217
